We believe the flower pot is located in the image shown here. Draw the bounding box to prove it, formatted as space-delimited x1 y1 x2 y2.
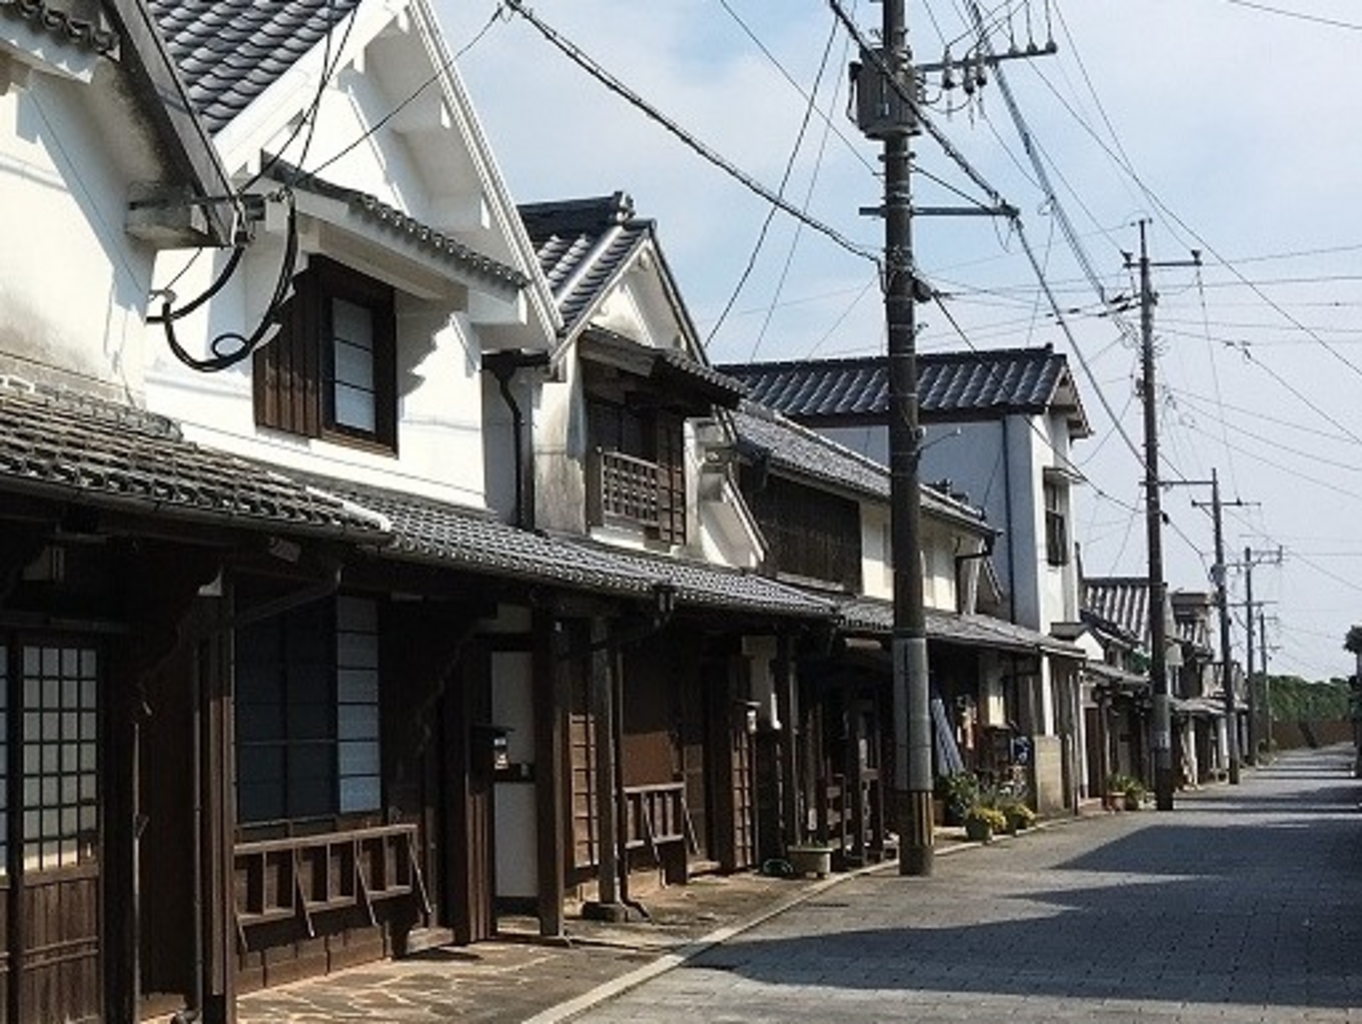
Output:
963 818 994 843
1123 792 1142 811
786 845 834 878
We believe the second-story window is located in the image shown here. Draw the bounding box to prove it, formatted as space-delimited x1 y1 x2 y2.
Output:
1044 478 1069 566
254 256 398 453
586 399 686 544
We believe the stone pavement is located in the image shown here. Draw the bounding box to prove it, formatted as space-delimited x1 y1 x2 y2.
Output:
239 747 1362 1023
236 865 842 1023
576 746 1362 1023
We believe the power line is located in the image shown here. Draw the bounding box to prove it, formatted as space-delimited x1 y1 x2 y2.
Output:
504 0 878 266
707 4 844 352
1223 0 1362 31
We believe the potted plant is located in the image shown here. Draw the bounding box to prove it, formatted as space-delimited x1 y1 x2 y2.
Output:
1105 772 1134 810
937 771 979 826
962 804 1006 843
1122 777 1147 811
1001 800 1037 834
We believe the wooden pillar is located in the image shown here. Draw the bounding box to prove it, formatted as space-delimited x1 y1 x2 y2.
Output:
104 644 139 1022
583 618 625 919
774 635 799 851
200 603 237 1024
532 612 565 937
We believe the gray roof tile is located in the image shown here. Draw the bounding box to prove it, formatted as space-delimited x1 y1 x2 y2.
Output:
719 346 1090 436
149 0 361 134
838 595 1083 657
519 193 651 339
273 164 529 291
299 475 834 619
0 0 117 54
732 401 985 526
563 541 835 619
0 381 386 538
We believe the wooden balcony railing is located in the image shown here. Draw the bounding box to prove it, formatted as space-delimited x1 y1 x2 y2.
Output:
233 823 429 940
590 449 661 529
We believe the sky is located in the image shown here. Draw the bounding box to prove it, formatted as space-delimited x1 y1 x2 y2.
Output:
434 0 1362 682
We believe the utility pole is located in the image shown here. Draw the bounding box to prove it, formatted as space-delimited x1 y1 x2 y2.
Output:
1188 470 1254 785
849 0 932 877
1239 546 1282 764
1260 609 1272 760
847 0 1050 876
1127 221 1200 811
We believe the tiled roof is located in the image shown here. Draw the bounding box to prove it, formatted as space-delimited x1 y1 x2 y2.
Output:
275 165 529 291
0 381 387 538
718 346 1090 436
1084 577 1152 644
519 193 652 339
732 401 986 527
837 596 1083 658
300 474 834 619
0 0 117 53
148 0 362 135
297 475 668 597
564 541 836 620
579 327 744 409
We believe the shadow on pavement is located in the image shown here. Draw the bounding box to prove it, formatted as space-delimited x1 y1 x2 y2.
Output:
676 754 1362 1011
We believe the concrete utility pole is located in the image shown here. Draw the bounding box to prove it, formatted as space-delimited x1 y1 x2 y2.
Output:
846 0 1051 876
1239 546 1282 764
1127 221 1200 811
876 0 933 879
1189 470 1254 785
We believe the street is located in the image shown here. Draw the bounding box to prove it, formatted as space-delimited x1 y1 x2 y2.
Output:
573 748 1362 1023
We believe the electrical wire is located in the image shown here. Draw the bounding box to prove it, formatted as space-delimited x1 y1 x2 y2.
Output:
1223 0 1362 30
504 0 878 266
158 196 301 373
707 5 843 350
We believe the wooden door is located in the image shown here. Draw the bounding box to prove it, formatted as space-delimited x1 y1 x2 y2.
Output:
0 640 102 1023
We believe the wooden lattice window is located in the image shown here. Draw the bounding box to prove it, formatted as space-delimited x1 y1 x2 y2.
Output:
586 400 687 543
235 594 382 825
17 644 99 872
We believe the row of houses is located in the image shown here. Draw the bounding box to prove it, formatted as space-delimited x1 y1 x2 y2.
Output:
0 1 1246 1021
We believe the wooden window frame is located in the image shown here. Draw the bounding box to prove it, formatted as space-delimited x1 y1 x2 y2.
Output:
1044 479 1069 567
235 594 383 829
585 398 687 544
254 255 398 455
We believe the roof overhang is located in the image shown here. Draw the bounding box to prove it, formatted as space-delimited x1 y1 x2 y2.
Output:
580 327 745 411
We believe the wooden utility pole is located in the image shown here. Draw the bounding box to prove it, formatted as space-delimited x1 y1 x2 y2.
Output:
1127 222 1199 811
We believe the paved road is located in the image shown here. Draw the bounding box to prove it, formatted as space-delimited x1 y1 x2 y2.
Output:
575 747 1362 1023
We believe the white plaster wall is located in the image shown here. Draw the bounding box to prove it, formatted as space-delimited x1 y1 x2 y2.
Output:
146 242 491 506
0 61 158 397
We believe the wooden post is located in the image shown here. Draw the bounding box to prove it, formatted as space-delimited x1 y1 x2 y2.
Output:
583 618 625 919
775 634 799 851
532 612 565 937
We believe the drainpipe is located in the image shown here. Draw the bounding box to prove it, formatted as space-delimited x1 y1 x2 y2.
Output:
485 350 551 530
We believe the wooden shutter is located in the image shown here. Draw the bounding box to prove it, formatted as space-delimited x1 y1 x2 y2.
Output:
654 412 686 545
254 267 321 438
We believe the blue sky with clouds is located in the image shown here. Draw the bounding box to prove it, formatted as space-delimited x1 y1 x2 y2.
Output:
436 0 1362 680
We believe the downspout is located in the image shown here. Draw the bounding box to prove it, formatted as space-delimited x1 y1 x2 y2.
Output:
485 350 551 531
